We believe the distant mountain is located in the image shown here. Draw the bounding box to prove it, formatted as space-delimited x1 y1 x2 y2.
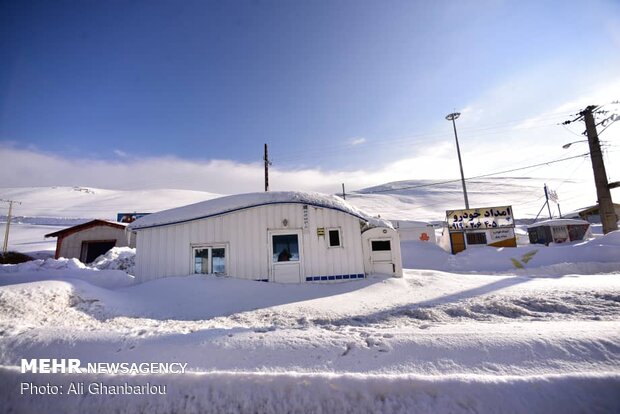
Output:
346 177 592 222
0 186 221 221
0 176 594 223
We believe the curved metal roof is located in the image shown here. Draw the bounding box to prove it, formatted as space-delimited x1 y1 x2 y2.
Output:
128 191 392 230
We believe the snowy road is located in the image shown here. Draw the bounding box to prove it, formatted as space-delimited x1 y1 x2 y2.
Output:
1 265 620 412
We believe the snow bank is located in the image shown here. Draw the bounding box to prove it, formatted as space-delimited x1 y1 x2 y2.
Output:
91 247 135 275
402 230 620 274
1 368 618 414
0 257 134 289
0 257 87 273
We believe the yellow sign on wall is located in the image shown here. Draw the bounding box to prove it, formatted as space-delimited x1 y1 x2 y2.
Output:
317 227 325 236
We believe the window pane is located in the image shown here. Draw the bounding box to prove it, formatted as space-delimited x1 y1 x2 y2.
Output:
273 234 299 262
194 248 209 274
211 248 226 274
328 229 340 247
466 232 487 245
371 240 391 251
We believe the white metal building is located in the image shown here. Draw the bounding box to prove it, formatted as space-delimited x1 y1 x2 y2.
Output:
128 192 402 283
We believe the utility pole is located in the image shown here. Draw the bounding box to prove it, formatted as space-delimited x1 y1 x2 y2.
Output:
1 199 21 254
263 143 271 192
341 183 346 200
582 106 618 234
543 184 552 219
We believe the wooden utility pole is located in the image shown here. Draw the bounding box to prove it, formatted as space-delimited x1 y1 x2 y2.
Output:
544 184 552 219
263 143 271 192
1 199 21 254
582 106 618 234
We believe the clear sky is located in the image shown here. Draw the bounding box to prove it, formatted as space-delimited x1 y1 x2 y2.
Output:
1 0 619 212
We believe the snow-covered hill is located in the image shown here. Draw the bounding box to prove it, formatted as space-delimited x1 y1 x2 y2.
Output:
348 176 590 222
0 186 221 221
0 176 591 224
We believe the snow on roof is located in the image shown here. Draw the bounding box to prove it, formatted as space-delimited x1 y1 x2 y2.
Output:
129 191 393 230
528 218 591 229
45 219 127 238
391 220 434 228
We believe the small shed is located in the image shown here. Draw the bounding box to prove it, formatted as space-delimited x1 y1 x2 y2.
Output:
527 218 592 245
442 206 517 254
128 192 403 283
45 220 132 262
565 203 620 223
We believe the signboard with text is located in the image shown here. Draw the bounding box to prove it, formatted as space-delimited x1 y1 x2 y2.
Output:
446 206 514 231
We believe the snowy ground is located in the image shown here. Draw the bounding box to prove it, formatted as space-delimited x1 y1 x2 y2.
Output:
1 243 620 412
0 186 619 412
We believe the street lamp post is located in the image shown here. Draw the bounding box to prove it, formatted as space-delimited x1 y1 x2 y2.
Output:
562 140 588 149
446 112 470 209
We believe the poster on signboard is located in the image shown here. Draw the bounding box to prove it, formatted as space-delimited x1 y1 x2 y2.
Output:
446 206 514 231
489 228 515 242
117 213 151 223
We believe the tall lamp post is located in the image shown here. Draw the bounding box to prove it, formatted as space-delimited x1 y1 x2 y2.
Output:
446 112 470 209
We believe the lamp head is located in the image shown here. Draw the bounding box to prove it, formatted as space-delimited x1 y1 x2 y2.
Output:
445 112 461 121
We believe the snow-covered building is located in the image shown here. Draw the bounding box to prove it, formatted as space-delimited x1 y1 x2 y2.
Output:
527 218 592 245
128 192 402 283
45 219 132 263
439 206 517 254
564 203 620 223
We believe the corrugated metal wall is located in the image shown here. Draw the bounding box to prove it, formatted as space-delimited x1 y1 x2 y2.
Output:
135 203 366 282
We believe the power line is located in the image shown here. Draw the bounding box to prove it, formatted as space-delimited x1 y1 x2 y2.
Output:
354 153 590 195
272 112 577 164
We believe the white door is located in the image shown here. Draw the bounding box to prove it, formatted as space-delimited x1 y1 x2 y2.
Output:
269 230 302 283
369 239 396 275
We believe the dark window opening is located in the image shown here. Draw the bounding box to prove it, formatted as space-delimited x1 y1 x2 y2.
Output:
371 240 391 251
81 241 116 263
328 229 341 247
273 234 300 262
466 232 487 245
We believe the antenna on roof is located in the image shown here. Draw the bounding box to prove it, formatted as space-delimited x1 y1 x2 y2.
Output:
264 143 272 192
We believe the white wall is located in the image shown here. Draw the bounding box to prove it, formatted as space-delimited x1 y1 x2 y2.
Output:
134 204 368 282
392 221 436 243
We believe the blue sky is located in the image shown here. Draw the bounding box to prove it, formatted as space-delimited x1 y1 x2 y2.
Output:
1 0 619 207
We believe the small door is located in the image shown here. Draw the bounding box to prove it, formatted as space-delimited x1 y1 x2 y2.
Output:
269 230 302 283
369 239 395 275
450 232 466 254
